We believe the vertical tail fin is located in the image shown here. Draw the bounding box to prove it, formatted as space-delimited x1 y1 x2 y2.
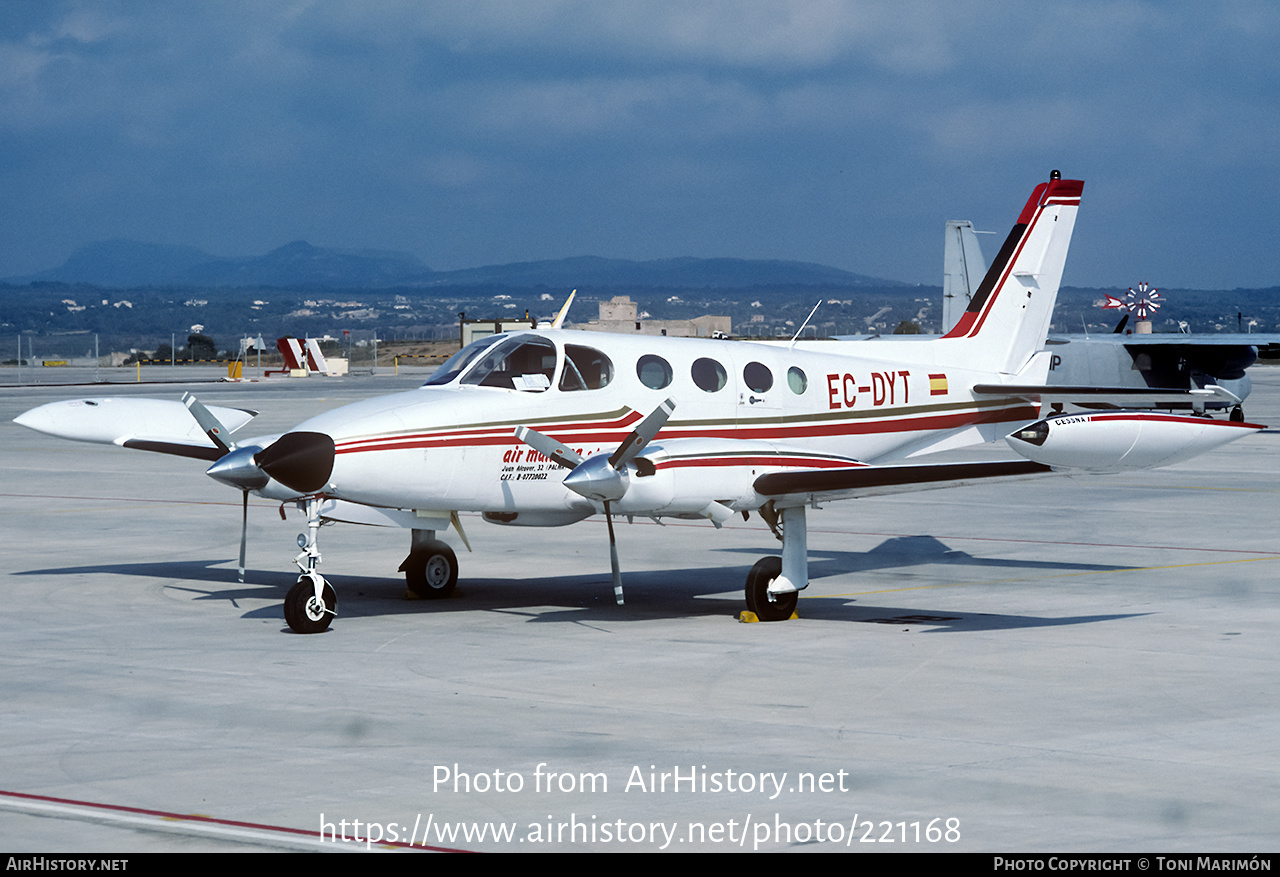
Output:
941 173 1083 374
942 220 988 333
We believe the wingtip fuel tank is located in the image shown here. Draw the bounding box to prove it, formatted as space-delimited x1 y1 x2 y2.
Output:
1006 411 1264 473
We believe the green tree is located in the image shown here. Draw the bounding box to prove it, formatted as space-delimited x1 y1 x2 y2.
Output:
187 333 218 360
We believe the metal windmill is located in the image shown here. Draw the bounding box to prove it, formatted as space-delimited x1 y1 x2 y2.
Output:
1103 282 1163 321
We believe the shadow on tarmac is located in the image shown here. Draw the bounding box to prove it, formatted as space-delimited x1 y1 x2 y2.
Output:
15 532 1143 633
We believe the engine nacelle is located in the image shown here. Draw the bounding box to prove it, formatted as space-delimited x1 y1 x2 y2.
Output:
1006 410 1263 473
612 437 863 516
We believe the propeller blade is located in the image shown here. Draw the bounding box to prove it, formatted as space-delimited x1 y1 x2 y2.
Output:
514 426 584 469
605 500 623 605
238 489 249 583
255 431 335 494
182 392 236 455
528 400 673 605
609 398 675 469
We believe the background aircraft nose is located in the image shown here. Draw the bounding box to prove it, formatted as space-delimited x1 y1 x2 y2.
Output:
254 431 335 493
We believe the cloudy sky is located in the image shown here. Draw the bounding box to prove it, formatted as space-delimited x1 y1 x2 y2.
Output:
2 1 1277 288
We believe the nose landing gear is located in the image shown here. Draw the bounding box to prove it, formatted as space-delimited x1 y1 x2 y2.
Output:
283 497 337 634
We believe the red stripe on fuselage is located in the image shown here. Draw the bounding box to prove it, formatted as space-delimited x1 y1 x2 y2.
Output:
330 403 1039 456
334 409 645 454
655 455 865 471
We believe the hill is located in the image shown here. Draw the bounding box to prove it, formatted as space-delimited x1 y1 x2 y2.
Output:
11 240 901 290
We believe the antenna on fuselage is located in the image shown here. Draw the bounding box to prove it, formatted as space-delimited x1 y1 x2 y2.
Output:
788 300 822 349
551 289 576 329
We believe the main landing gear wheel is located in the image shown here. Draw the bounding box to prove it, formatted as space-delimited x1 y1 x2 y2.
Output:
1230 405 1245 423
401 542 458 599
744 556 797 622
284 575 336 634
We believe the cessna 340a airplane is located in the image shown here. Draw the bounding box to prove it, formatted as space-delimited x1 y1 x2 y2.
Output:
15 172 1266 633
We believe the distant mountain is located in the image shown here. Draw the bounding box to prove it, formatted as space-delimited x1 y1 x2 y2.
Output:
426 255 900 288
11 240 903 289
30 240 219 287
184 241 432 287
15 239 432 289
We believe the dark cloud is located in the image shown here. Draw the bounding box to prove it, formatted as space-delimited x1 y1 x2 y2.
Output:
1 1 1277 288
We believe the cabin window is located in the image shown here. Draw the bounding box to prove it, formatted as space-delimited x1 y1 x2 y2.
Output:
787 366 808 394
560 345 613 391
459 335 557 391
637 354 673 390
692 357 727 392
743 361 772 393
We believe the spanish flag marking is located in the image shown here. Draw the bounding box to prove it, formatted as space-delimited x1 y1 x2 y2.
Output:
929 373 948 396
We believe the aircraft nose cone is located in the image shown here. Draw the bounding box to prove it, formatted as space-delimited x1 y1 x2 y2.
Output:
255 431 335 494
206 445 269 490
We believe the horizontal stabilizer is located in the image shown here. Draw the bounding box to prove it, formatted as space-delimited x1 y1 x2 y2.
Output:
973 383 1243 408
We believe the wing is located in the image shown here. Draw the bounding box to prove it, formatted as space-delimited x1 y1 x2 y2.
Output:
753 459 1053 506
13 396 258 461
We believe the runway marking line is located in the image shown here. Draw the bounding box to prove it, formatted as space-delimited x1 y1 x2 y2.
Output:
0 789 470 853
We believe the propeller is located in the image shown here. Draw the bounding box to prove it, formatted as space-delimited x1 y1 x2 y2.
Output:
516 398 675 604
184 393 259 583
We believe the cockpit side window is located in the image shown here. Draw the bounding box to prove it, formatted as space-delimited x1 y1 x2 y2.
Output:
559 345 613 391
460 335 558 391
423 335 502 386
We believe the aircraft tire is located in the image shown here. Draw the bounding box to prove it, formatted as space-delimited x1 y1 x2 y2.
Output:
1231 406 1245 422
404 542 458 599
745 556 796 621
284 576 336 634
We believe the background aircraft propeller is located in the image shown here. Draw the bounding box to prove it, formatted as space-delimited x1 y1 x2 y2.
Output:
516 399 675 604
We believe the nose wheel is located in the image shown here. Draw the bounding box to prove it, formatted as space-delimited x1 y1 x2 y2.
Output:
284 573 336 633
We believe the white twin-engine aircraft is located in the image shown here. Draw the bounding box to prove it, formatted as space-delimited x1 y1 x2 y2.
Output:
15 173 1265 633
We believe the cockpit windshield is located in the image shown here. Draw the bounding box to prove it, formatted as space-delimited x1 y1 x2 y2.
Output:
422 334 503 387
423 334 613 392
460 335 557 391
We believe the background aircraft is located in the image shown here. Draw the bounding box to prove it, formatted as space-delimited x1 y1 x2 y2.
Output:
14 173 1264 633
942 220 1280 421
